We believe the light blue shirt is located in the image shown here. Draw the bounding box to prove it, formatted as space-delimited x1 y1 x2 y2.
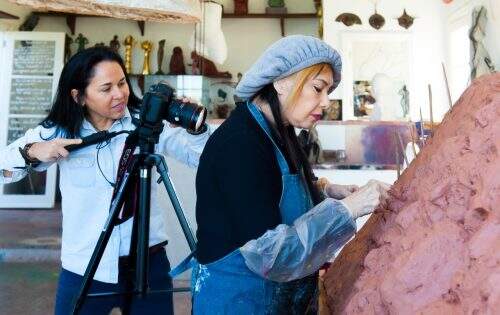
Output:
0 109 210 283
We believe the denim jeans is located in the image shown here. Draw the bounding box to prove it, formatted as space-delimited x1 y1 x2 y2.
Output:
54 248 173 315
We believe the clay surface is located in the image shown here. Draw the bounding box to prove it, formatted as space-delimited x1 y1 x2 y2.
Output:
324 73 500 314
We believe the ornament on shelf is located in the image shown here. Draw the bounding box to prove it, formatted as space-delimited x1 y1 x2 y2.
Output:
234 0 248 15
123 35 135 74
191 51 231 78
75 33 89 52
335 13 362 26
369 5 385 30
266 0 287 14
397 9 414 29
64 34 73 63
169 46 186 75
109 35 120 53
156 39 166 75
141 40 153 75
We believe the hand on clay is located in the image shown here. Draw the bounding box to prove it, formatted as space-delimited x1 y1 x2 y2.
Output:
316 177 359 199
340 179 391 219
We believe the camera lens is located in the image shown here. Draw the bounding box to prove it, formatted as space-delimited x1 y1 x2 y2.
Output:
166 100 207 132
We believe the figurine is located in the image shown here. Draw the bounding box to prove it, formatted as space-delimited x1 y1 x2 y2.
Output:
109 35 120 53
234 0 248 15
64 34 73 63
123 35 135 74
155 39 166 75
369 7 385 30
335 13 362 26
141 40 153 75
397 9 415 29
169 46 186 75
75 33 89 52
191 51 231 78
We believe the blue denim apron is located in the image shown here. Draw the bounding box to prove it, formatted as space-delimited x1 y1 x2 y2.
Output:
171 102 316 314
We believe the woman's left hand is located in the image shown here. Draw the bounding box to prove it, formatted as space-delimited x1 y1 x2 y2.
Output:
325 183 360 199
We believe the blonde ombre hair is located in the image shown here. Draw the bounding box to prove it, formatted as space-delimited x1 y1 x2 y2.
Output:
284 63 332 109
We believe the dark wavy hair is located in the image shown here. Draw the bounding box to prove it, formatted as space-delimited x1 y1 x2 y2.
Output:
40 46 141 139
251 84 323 206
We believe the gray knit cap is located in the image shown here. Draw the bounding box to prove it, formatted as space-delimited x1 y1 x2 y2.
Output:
235 35 342 99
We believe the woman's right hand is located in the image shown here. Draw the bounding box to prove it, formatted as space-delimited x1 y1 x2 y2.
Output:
340 179 391 219
27 138 82 162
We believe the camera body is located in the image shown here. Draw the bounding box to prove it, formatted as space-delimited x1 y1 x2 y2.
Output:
140 82 207 133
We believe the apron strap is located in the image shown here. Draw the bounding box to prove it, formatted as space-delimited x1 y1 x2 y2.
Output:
246 102 290 175
169 251 196 278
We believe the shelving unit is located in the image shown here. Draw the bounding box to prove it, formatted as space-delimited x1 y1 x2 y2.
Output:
0 10 19 19
222 13 317 36
31 11 318 37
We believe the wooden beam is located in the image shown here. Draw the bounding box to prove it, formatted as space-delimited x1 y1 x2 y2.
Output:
0 10 20 19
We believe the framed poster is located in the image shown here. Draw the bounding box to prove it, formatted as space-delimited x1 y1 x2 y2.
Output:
0 32 65 208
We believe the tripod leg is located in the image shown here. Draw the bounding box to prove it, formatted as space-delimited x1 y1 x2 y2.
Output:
136 165 152 296
149 155 197 251
71 159 138 315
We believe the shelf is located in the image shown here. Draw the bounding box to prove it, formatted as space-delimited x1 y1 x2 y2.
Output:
0 10 19 19
34 12 146 36
222 13 317 36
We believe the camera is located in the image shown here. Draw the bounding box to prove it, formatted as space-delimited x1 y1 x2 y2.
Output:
141 82 207 133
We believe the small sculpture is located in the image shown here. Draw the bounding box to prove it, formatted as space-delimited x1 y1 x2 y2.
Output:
266 0 286 14
156 39 166 75
123 35 135 74
64 34 73 63
369 7 385 30
169 46 186 75
109 35 120 53
397 9 415 29
191 51 232 78
234 0 248 15
94 42 105 48
75 33 89 52
335 13 362 26
141 40 153 75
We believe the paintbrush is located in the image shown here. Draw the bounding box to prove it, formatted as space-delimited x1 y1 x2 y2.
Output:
419 106 425 146
396 132 410 166
428 84 434 135
442 62 453 110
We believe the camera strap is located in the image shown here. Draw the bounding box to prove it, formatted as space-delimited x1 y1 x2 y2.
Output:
112 132 140 224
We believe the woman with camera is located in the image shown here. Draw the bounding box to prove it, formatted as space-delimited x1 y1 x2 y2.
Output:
0 47 210 315
191 35 390 313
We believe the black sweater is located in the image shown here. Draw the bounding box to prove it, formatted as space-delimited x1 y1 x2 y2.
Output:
195 104 287 264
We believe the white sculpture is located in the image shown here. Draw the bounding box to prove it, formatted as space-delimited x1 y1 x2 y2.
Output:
370 73 404 121
189 1 227 65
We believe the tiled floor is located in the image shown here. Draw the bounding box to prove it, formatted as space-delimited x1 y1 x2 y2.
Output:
0 208 191 314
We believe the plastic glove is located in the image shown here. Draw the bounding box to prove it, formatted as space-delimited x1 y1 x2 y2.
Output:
240 199 356 282
317 177 359 199
326 183 359 199
340 179 390 219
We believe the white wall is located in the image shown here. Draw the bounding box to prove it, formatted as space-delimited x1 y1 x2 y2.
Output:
323 0 450 122
0 0 317 78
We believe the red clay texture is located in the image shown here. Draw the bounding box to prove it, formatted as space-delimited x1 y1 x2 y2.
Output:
323 73 500 314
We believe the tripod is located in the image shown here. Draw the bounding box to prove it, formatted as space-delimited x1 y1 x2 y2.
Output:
70 127 197 315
